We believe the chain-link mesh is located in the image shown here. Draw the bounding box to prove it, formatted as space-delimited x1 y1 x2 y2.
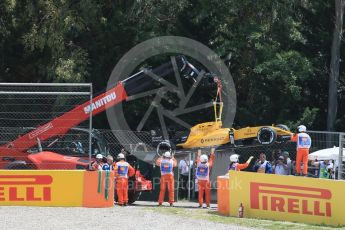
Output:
212 131 344 180
1 84 343 193
95 129 345 203
307 131 344 180
338 133 345 180
0 83 92 169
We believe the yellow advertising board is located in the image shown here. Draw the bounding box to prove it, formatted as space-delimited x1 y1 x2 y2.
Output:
0 170 84 206
229 171 345 227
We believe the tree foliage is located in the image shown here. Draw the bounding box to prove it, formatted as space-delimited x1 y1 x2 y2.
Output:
0 0 343 131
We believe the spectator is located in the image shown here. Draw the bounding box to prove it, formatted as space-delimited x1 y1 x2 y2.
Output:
252 153 273 174
311 159 334 179
178 156 193 199
271 149 282 164
282 151 293 175
273 156 289 175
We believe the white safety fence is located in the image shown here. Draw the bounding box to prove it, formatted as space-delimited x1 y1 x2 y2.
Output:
0 83 93 169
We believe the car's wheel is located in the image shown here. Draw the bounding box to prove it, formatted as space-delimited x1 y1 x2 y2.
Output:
9 165 31 169
257 127 277 145
114 191 141 204
156 140 175 157
6 161 31 170
114 177 142 204
128 190 141 204
276 124 290 131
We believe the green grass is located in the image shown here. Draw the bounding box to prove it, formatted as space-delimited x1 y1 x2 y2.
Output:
144 207 345 230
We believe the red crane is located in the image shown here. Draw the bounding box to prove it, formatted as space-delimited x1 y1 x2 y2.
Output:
0 82 127 169
0 56 205 203
0 56 202 169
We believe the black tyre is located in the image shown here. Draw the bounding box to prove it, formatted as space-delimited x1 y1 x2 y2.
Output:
9 165 31 169
114 177 142 204
6 161 31 170
276 124 290 131
113 189 141 204
128 190 141 204
257 127 277 145
156 140 175 157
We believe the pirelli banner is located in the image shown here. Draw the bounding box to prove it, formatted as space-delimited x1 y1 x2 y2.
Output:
0 170 114 207
229 171 345 227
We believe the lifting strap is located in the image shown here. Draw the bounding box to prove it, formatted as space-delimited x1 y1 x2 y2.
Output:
213 76 223 122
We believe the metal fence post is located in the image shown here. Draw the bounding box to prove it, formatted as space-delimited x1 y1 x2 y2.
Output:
338 133 344 180
176 160 180 202
88 84 93 167
188 151 191 201
191 151 195 201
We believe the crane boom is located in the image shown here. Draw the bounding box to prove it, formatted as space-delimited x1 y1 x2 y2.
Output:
0 56 203 160
0 83 127 157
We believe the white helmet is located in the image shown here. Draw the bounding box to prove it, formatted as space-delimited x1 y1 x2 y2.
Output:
200 154 208 163
298 125 307 132
163 151 171 158
96 154 103 159
117 153 125 159
230 154 239 163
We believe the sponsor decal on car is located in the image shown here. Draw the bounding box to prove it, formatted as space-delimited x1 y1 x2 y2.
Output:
201 136 225 143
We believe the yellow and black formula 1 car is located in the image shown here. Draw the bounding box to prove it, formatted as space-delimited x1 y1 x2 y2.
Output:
172 101 292 149
153 79 292 151
175 120 292 149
